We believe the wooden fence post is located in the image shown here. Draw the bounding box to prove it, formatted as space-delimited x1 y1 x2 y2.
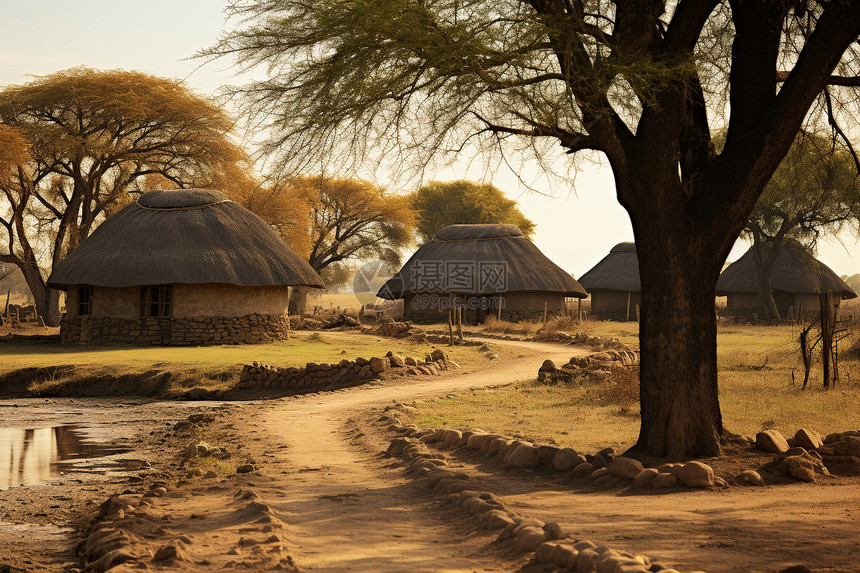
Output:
820 291 836 388
457 306 464 341
448 311 454 346
577 298 582 323
626 292 631 322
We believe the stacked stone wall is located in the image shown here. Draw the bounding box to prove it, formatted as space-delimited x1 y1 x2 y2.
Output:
60 314 290 346
239 349 458 391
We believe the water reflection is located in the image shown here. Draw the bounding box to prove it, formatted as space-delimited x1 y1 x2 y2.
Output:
0 425 128 490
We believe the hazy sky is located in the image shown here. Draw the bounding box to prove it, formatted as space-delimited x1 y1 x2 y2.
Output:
1 1 858 277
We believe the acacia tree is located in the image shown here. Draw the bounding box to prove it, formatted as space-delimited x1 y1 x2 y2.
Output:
0 68 248 325
743 132 860 320
241 176 415 310
412 180 535 243
205 1 860 458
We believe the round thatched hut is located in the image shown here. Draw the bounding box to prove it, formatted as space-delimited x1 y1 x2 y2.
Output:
376 224 586 322
577 242 641 321
47 189 324 345
716 241 856 319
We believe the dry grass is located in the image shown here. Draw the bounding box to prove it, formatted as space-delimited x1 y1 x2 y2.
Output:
412 321 860 452
1 331 489 394
478 315 640 346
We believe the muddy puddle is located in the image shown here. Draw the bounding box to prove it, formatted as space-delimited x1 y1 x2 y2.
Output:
0 424 135 490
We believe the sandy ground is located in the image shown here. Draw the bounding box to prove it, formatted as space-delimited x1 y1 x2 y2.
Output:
0 334 858 572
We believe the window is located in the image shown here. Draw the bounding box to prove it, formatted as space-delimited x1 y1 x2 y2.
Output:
140 285 172 317
78 286 93 315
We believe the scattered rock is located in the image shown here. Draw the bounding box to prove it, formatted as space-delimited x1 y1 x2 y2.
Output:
756 430 789 454
514 526 546 552
633 468 659 489
539 359 557 372
571 462 595 478
651 472 679 489
590 467 610 480
440 429 463 446
783 456 818 482
370 356 390 374
430 348 449 363
678 461 714 489
506 444 541 468
553 448 583 472
735 470 765 486
183 441 213 459
609 456 645 480
482 509 516 530
543 522 563 540
794 428 823 451
153 544 184 562
386 353 406 368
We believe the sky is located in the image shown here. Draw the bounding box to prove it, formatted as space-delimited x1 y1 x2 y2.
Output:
1 1 858 278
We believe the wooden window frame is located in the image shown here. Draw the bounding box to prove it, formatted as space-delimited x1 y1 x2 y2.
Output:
139 285 172 318
78 285 93 316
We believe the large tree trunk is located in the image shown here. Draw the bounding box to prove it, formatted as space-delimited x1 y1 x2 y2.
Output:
18 263 61 326
632 233 724 459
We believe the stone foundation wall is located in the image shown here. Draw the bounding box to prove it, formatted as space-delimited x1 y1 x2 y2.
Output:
59 314 290 346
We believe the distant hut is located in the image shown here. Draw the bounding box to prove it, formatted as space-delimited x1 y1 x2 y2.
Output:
577 242 641 321
47 189 324 345
717 241 856 319
376 224 586 322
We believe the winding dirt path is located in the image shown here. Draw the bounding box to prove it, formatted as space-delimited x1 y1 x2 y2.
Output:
65 334 860 572
248 337 580 571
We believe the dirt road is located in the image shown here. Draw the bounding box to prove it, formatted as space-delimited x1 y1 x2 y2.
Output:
3 335 859 572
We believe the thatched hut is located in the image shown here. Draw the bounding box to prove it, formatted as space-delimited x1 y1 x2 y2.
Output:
47 189 324 345
577 242 641 320
376 224 586 322
717 241 856 319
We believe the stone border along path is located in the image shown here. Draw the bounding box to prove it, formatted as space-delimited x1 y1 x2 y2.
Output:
237 348 461 390
380 410 705 573
379 411 828 573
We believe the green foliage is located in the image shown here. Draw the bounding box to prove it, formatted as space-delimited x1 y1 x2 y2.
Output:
745 131 860 249
0 67 249 323
249 176 416 275
412 180 534 243
203 0 860 457
740 131 860 319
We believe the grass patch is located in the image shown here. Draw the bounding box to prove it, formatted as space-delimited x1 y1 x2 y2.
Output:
477 316 639 346
1 331 489 394
413 322 860 452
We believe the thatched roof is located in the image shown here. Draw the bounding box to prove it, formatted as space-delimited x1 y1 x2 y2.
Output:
577 242 640 293
47 189 324 289
377 224 586 298
717 241 856 298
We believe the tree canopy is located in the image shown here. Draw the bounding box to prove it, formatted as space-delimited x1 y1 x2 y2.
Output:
0 67 249 325
412 180 535 243
206 1 860 458
743 131 860 319
241 176 415 286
